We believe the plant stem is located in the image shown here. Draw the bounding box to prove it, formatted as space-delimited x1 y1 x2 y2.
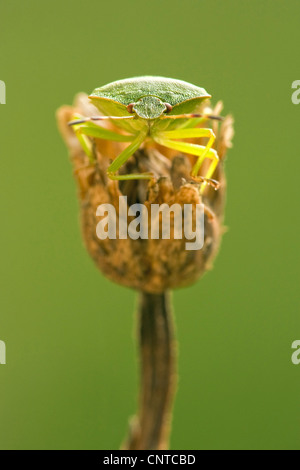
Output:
122 291 177 450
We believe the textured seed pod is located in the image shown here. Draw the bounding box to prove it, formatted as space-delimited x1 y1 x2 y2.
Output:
57 94 233 294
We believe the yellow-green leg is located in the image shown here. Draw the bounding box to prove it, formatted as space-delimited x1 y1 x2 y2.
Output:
154 128 219 192
107 130 153 180
70 117 152 180
70 116 135 162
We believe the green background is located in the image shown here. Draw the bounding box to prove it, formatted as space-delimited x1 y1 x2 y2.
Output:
0 0 299 450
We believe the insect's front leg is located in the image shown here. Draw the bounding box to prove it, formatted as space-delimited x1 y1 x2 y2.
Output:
107 130 153 181
69 116 135 162
70 118 152 181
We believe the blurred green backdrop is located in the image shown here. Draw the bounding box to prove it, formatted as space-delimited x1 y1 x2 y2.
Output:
0 0 299 450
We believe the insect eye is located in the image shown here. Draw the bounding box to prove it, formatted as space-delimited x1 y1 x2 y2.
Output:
164 103 173 113
127 103 135 113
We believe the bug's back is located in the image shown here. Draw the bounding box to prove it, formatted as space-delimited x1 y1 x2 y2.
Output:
89 76 211 118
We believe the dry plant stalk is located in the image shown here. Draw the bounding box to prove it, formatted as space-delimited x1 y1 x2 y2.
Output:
123 292 175 450
57 93 233 450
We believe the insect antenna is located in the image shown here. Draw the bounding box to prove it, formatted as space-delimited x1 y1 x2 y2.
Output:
162 113 224 121
68 115 135 126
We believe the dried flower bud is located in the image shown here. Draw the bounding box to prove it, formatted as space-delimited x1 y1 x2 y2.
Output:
57 94 233 294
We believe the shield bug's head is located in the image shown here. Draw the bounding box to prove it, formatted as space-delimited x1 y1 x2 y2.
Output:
127 96 169 120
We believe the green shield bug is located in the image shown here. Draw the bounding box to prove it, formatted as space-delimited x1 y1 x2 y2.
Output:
69 76 222 190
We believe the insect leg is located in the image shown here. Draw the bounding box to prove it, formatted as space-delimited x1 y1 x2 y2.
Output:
154 133 219 193
158 128 216 175
107 130 153 181
70 117 134 161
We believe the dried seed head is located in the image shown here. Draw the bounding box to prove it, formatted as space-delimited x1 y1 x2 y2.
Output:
57 94 233 294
